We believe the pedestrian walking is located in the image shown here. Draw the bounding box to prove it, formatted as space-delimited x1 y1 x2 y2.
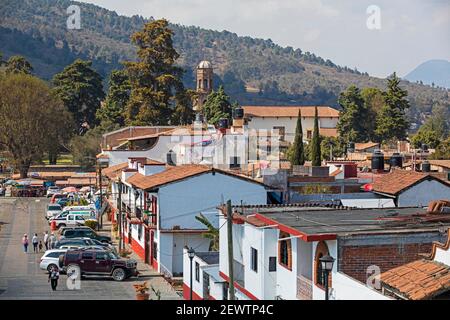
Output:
32 233 39 253
48 266 60 291
43 231 49 250
49 233 56 249
38 240 43 252
22 234 29 253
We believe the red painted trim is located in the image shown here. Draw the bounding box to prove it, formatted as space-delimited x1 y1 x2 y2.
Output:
219 271 259 300
183 283 203 300
254 213 336 242
130 237 145 260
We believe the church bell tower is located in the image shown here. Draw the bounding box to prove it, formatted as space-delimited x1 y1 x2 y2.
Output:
194 60 213 112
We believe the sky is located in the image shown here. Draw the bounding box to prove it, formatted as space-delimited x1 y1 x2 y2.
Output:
79 0 450 78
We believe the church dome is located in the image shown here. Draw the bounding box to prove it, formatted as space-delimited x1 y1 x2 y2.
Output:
198 60 212 69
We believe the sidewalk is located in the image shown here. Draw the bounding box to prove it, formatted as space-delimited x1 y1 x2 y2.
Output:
101 218 182 300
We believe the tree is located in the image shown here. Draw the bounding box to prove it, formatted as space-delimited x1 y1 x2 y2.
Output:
53 59 105 129
321 136 345 161
337 85 368 143
5 56 33 75
195 213 219 251
429 137 450 160
375 73 410 142
289 109 305 165
96 69 131 131
410 127 440 149
310 107 322 166
202 86 233 125
69 127 103 169
0 74 74 178
361 87 384 141
124 19 186 126
171 89 195 125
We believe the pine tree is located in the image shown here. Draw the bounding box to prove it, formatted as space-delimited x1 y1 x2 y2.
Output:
202 86 233 125
52 59 104 129
337 85 368 143
124 19 186 126
290 109 305 165
310 107 322 166
375 73 410 142
5 56 33 75
96 69 131 131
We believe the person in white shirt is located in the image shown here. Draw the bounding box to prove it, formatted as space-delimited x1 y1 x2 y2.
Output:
32 233 39 253
43 231 49 250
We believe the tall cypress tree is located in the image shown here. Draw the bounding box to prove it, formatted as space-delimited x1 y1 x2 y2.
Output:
290 109 305 165
310 107 322 166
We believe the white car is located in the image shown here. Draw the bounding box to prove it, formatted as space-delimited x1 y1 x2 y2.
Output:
46 204 63 220
39 249 67 272
46 186 61 198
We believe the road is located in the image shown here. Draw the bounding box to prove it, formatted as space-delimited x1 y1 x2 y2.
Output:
0 198 151 300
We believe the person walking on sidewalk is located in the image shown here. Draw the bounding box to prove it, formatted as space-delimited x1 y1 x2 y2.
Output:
49 233 56 249
43 231 49 250
48 266 60 291
32 233 39 253
22 234 29 253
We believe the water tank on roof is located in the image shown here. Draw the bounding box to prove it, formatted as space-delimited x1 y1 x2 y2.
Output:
371 151 385 172
421 143 429 152
390 153 403 168
195 113 204 123
422 160 431 173
218 118 229 129
233 107 244 119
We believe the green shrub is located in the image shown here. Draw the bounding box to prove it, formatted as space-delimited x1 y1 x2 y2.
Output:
84 220 98 230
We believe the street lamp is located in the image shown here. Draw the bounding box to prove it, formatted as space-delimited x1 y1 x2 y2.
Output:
187 247 196 300
319 254 335 300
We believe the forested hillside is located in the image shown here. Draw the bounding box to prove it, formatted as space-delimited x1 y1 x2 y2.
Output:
0 0 448 126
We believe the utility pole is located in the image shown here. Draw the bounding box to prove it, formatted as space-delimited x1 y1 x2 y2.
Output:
99 163 103 229
117 178 123 252
226 200 235 300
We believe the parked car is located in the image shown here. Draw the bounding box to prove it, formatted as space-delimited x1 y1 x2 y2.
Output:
50 193 66 203
55 237 116 252
46 186 61 198
40 249 67 272
59 249 138 281
46 203 63 220
50 208 96 221
53 213 97 229
59 227 111 244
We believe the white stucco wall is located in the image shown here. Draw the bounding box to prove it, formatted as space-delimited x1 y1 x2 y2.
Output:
434 247 450 266
183 250 209 298
276 235 298 300
398 180 450 207
158 172 267 230
246 117 338 143
331 272 390 300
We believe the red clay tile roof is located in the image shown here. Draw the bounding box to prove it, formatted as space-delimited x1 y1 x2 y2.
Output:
103 162 128 180
243 106 340 118
355 142 379 151
371 170 450 196
126 164 266 191
381 259 450 300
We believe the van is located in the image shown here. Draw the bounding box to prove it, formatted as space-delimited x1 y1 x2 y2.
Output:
50 209 96 222
55 213 97 228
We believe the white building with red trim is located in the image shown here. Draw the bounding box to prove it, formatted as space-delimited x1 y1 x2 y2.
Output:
183 204 450 300
105 157 268 278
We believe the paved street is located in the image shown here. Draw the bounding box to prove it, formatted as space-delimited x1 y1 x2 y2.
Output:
0 198 180 300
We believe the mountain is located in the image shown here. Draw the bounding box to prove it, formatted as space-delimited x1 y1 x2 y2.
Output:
404 60 450 89
0 0 448 126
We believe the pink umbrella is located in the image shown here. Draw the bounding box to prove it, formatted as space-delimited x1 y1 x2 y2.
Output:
62 186 78 193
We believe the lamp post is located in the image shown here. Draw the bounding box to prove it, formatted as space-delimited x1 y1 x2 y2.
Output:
319 254 335 300
187 247 196 300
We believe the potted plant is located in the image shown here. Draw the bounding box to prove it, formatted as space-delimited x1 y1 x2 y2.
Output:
133 281 150 300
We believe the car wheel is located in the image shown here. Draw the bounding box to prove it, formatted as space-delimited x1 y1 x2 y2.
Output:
47 264 58 272
112 268 126 281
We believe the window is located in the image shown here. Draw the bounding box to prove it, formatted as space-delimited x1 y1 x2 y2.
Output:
96 252 108 260
279 232 292 270
269 257 277 272
229 156 240 169
81 252 94 260
273 126 285 141
138 224 143 241
152 242 157 260
307 130 312 140
222 283 229 300
314 241 331 288
195 262 200 282
250 247 258 272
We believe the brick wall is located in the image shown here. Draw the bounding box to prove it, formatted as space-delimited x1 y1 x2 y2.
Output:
338 232 446 283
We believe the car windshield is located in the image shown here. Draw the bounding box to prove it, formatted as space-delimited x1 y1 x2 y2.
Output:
48 205 61 210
